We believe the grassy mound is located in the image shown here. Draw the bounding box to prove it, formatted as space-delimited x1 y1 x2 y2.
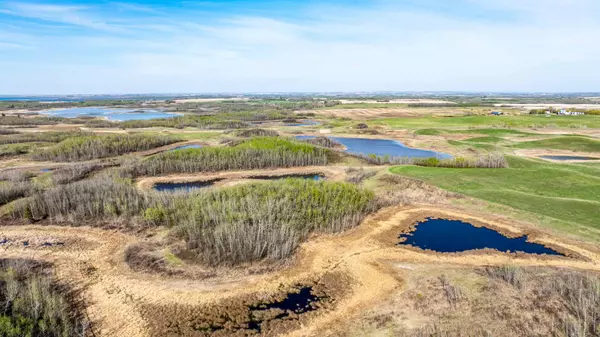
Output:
136 137 329 176
168 179 377 266
32 134 179 162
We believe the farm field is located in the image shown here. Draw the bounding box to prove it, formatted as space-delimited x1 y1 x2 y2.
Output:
1 96 600 337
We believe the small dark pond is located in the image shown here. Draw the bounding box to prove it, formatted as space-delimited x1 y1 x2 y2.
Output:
164 285 330 335
398 218 562 256
296 136 451 159
171 144 202 151
541 155 599 161
248 174 324 181
153 180 218 192
247 287 324 332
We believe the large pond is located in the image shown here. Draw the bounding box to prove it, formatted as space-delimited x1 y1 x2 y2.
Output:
40 107 180 121
297 136 451 159
541 155 599 161
398 218 562 256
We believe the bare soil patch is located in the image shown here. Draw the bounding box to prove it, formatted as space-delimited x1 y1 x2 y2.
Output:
0 206 598 336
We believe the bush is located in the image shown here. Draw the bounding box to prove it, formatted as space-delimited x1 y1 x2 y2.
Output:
135 137 328 176
51 163 105 185
300 136 342 149
32 134 179 162
234 128 279 137
414 153 508 168
10 177 153 224
124 244 167 273
170 179 377 266
0 259 88 337
0 181 31 206
0 144 32 158
0 171 35 182
0 132 82 145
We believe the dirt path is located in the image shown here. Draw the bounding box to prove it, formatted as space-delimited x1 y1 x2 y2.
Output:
1 206 599 336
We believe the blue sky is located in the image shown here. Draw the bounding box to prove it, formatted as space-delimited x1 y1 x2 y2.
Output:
1 0 600 94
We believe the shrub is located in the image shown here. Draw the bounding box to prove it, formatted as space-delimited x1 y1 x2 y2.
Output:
414 153 508 169
124 244 167 273
0 129 19 135
234 128 279 137
10 177 152 224
0 171 35 182
51 163 105 185
300 136 342 149
0 259 89 337
0 181 31 206
135 137 328 176
0 132 82 145
0 144 31 158
345 167 377 184
170 179 377 266
32 134 179 162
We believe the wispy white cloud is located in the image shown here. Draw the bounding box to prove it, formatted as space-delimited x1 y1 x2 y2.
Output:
1 0 600 94
2 2 125 32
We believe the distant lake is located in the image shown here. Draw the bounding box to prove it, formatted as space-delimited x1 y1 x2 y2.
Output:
297 136 452 159
40 107 180 121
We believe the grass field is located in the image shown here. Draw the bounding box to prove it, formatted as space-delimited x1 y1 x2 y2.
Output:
415 128 534 137
376 115 600 129
513 136 600 153
390 156 600 237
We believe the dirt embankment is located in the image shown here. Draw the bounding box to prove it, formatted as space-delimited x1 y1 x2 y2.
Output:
1 205 599 336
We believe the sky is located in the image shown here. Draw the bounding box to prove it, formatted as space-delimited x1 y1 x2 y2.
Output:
1 0 600 95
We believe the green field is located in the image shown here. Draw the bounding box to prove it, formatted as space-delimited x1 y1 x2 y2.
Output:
390 156 600 238
376 115 600 129
513 136 600 153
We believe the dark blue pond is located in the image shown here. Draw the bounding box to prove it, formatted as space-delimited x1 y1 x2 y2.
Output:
248 174 324 181
248 287 325 332
541 155 599 161
154 180 217 192
398 218 562 255
41 107 180 121
296 136 451 159
171 144 203 151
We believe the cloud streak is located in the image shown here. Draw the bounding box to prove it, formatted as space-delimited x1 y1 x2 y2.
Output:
1 0 599 94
